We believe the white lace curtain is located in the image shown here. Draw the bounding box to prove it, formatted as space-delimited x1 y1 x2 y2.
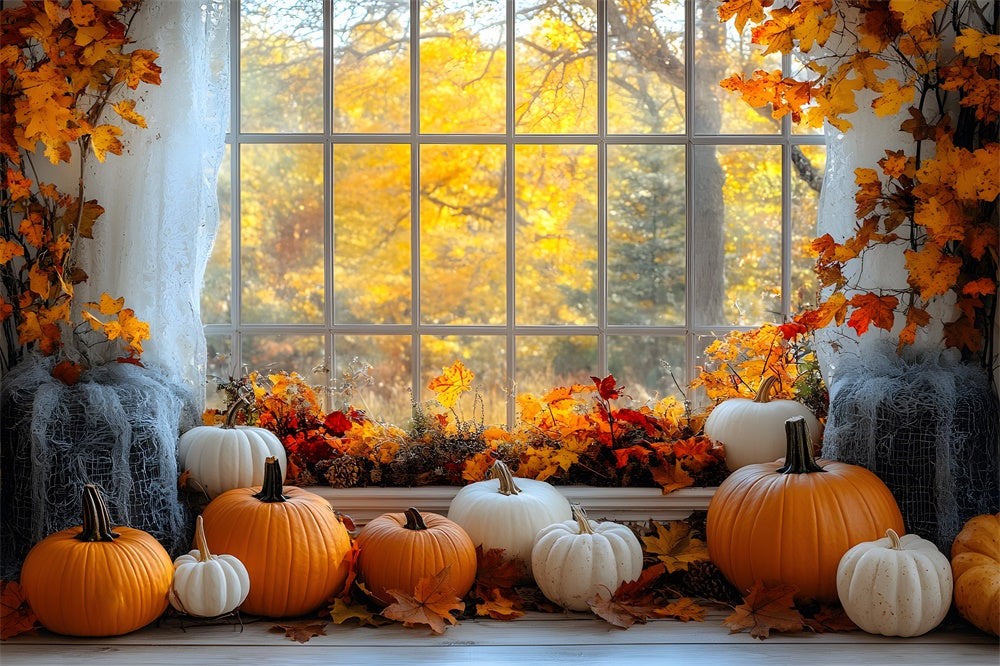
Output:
77 0 230 410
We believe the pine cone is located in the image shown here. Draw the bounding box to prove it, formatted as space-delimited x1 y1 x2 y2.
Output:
369 464 383 485
676 560 742 604
324 455 363 488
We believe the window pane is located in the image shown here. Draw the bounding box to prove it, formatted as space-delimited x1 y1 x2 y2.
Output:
608 144 686 325
515 0 597 134
335 335 412 425
420 0 506 134
242 333 327 392
515 335 597 398
334 144 411 324
241 144 325 324
607 335 686 403
421 335 507 425
203 146 231 325
607 0 685 134
334 2 410 133
693 0 779 135
515 144 597 325
205 334 234 411
420 144 506 325
791 145 826 313
240 0 323 133
693 144 782 326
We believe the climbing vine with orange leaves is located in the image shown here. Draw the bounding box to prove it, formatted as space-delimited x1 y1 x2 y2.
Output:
719 0 998 375
0 0 160 379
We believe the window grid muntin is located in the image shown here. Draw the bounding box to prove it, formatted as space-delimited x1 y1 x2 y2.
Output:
207 0 826 419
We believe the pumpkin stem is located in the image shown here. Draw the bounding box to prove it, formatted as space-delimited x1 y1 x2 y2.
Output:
252 456 288 503
223 391 253 429
193 515 213 562
489 461 522 496
885 528 902 550
571 504 594 535
76 484 120 542
775 417 824 475
753 375 779 404
403 507 429 531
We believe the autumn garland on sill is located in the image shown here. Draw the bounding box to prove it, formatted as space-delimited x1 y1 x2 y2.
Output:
0 0 160 380
201 323 824 494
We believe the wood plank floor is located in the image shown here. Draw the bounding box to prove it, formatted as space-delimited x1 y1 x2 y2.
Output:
3 610 997 665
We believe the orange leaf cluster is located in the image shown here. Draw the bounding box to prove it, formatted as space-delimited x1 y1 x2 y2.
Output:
1 0 159 372
720 0 998 365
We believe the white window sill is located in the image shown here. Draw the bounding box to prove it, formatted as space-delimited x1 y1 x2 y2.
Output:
314 485 717 525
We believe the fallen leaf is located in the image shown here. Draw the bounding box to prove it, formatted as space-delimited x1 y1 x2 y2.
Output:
723 581 804 640
587 564 667 629
475 546 527 595
641 521 709 573
651 596 707 622
475 589 524 621
0 581 40 640
802 603 858 633
328 598 389 628
382 567 465 635
270 621 327 643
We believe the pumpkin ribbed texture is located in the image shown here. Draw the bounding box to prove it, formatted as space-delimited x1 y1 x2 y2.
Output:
20 484 173 636
707 416 904 603
356 507 477 605
200 457 351 617
950 512 1000 636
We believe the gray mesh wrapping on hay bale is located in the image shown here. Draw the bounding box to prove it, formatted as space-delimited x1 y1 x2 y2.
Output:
822 351 999 552
1 355 199 579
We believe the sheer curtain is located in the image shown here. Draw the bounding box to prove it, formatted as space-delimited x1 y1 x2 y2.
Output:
77 0 230 410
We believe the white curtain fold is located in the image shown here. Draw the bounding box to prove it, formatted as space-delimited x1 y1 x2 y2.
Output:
77 0 230 410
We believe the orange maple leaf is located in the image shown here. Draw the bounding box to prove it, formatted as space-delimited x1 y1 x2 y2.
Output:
650 459 694 495
475 546 527 594
847 293 898 336
723 580 804 640
428 359 474 409
475 589 524 621
588 563 667 629
382 567 465 635
270 621 327 643
0 580 40 640
718 0 769 34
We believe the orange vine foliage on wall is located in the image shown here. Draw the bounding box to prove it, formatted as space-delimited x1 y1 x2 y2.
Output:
719 0 998 372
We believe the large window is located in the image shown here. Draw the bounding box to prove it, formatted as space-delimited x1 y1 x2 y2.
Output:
202 0 825 424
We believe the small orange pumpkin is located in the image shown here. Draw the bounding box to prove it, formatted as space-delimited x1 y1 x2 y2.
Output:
201 456 352 617
356 507 476 605
951 512 999 636
20 484 173 636
707 416 905 603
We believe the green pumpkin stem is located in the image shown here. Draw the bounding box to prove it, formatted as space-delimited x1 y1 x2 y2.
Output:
252 456 288 503
753 375 779 404
776 416 824 474
76 484 120 542
571 504 594 535
403 507 428 531
489 461 522 496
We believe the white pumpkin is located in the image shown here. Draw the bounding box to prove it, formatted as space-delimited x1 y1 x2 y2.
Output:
704 375 821 471
178 396 286 498
837 528 953 637
448 460 572 579
531 505 643 612
169 515 251 617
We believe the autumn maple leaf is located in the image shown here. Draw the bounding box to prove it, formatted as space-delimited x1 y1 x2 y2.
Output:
651 596 707 623
382 567 465 635
588 564 666 629
475 589 524 621
846 292 898 336
723 581 804 640
649 459 694 494
0 581 40 640
590 373 624 401
641 521 709 574
328 598 389 628
474 546 527 595
270 621 327 643
428 360 474 409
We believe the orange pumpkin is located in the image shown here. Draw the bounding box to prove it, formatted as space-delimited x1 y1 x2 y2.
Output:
20 484 173 636
707 416 904 603
951 512 1000 636
201 456 352 617
356 507 476 605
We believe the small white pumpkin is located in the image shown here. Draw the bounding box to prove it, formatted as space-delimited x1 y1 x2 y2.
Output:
704 375 821 471
178 394 286 498
169 515 251 617
448 460 572 580
837 528 953 637
531 505 642 612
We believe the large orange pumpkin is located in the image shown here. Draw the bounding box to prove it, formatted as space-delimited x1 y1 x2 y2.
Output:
950 512 999 636
20 484 173 636
201 456 352 617
707 416 904 603
356 507 476 605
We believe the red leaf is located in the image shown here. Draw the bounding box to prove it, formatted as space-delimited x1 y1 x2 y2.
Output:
51 360 82 385
590 374 623 401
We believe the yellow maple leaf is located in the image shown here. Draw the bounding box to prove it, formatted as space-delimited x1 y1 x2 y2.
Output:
718 0 768 34
87 292 124 315
889 0 947 33
90 124 123 162
914 195 966 244
871 78 915 118
641 521 709 574
18 213 48 248
954 145 1000 202
428 359 474 409
751 8 797 56
953 28 1000 59
904 245 963 300
0 239 24 264
120 49 162 88
112 99 147 128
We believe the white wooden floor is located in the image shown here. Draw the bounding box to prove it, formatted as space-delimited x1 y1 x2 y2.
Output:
2 610 996 665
